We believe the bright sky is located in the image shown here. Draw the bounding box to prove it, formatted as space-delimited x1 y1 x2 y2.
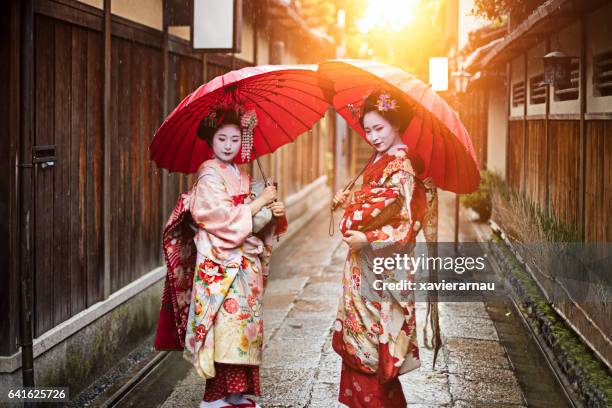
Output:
357 0 420 33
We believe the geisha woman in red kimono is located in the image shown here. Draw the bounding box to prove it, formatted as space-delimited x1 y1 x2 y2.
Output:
153 107 288 408
331 90 438 408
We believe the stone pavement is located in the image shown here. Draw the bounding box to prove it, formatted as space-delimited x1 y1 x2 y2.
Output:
157 191 529 407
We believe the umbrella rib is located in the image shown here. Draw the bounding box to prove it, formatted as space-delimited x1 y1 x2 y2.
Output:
185 116 201 173
240 88 314 132
155 105 196 169
238 91 295 146
243 83 333 107
252 75 336 92
167 110 201 173
253 74 336 91
241 85 330 118
252 126 275 159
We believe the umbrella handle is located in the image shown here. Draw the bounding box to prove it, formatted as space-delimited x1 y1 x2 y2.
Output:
330 180 354 211
255 156 269 186
272 181 279 242
253 156 281 241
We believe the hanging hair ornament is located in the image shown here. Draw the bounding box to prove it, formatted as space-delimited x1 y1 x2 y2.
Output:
376 93 398 112
240 109 257 161
347 103 361 119
203 110 218 128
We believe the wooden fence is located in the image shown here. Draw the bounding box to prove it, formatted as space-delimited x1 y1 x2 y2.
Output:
505 118 610 241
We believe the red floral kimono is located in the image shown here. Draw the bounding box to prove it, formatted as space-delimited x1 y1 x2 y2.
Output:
153 159 288 401
333 145 438 408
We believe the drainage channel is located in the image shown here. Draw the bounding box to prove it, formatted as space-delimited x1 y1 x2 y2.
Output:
482 269 579 408
107 351 192 408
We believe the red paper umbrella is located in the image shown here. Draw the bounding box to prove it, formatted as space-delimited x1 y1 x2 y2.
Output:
318 59 480 194
150 65 334 174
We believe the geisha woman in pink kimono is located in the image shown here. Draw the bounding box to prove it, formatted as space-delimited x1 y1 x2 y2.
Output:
331 90 438 408
154 108 288 408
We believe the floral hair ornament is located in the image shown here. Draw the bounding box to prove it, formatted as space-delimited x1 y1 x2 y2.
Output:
240 108 258 161
203 110 218 128
347 103 361 119
376 92 399 112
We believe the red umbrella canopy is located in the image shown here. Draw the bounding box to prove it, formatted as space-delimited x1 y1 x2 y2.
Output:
150 64 334 174
318 59 480 194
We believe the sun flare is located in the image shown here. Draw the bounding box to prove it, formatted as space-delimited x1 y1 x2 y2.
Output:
356 0 420 33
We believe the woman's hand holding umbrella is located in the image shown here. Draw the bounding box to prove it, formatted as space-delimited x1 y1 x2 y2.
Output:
332 189 351 209
267 201 285 218
249 185 277 215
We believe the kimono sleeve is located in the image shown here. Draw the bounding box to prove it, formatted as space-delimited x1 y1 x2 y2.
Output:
190 170 253 252
364 167 416 243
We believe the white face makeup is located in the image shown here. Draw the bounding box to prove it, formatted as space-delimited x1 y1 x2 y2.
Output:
212 124 242 163
363 110 402 153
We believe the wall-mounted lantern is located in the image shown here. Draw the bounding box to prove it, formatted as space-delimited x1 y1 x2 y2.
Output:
543 51 573 87
192 0 242 53
429 57 449 91
451 69 472 94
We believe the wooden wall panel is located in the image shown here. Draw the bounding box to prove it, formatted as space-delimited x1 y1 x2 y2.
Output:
585 120 612 242
507 121 524 193
85 29 103 306
33 16 105 336
548 121 580 228
0 0 17 355
110 37 165 290
53 21 72 323
460 90 488 169
148 50 163 271
69 21 88 319
525 120 547 208
34 14 56 336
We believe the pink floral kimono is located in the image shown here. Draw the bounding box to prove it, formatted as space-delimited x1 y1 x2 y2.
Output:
332 145 438 408
154 159 288 401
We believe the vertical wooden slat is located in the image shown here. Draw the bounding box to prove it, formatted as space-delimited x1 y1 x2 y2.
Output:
110 38 120 291
161 29 169 248
103 0 112 299
505 62 512 180
129 42 140 284
34 14 55 336
53 21 71 324
70 25 87 315
548 121 580 227
526 121 546 207
151 50 162 266
522 53 528 195
578 16 587 240
165 53 177 217
543 37 550 212
86 29 103 306
20 0 35 384
117 38 131 291
134 44 144 280
141 46 152 274
0 0 20 355
584 121 612 242
507 121 524 192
